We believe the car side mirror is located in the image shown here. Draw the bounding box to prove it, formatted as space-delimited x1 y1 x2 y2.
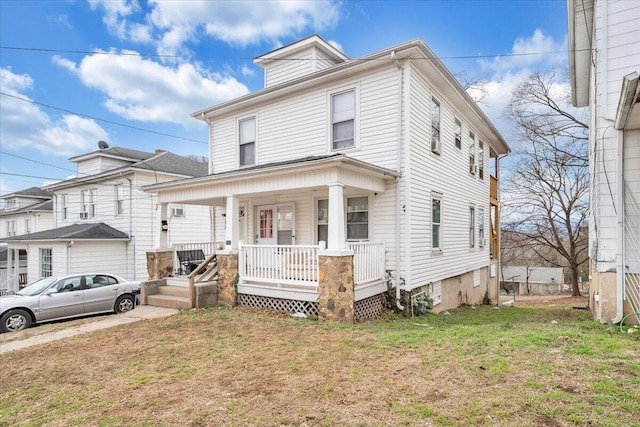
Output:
44 288 57 295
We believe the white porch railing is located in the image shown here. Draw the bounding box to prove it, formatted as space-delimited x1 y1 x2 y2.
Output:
349 242 386 286
239 244 320 289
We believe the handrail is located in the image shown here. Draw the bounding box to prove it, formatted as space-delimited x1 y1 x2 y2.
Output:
188 252 219 308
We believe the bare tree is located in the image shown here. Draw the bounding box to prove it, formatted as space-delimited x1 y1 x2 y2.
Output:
503 70 589 297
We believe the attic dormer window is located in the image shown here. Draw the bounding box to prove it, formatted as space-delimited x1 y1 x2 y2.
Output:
239 117 256 166
331 89 355 150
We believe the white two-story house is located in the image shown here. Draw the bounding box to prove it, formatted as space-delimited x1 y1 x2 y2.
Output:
0 145 213 291
145 35 510 321
568 0 640 324
0 187 53 289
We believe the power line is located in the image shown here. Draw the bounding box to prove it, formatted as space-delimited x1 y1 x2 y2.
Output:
0 44 593 61
0 92 208 145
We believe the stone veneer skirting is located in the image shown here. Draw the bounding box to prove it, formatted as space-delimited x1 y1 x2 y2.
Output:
217 253 239 306
318 254 355 323
146 250 173 280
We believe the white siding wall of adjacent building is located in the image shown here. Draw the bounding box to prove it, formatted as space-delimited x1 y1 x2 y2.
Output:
405 64 491 291
590 0 640 272
1 212 53 238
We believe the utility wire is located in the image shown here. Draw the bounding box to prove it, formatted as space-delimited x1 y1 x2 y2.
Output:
0 92 208 145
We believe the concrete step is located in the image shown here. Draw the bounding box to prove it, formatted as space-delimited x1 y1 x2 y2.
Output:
147 294 192 310
157 285 190 298
165 278 189 287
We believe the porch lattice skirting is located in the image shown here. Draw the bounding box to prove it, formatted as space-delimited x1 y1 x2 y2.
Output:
238 294 319 317
354 293 387 322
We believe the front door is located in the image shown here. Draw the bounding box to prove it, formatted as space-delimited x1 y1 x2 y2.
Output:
256 205 276 245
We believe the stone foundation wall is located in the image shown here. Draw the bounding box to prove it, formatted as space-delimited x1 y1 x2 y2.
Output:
318 255 354 323
146 250 173 280
217 253 238 306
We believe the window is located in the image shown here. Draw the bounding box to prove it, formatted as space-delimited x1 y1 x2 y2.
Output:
431 195 442 250
87 274 117 289
40 248 52 278
478 140 484 180
454 118 462 149
331 89 355 150
347 196 368 240
25 218 31 234
317 199 328 244
478 208 485 248
61 194 68 220
81 190 88 218
469 132 476 174
469 206 476 248
89 189 97 218
171 205 185 217
6 220 16 237
239 117 256 166
114 184 124 216
431 98 441 154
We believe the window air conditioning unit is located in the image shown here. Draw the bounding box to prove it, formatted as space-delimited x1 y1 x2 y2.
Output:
171 207 184 217
79 212 88 219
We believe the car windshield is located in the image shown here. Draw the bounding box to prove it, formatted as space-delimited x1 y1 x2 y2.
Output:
16 277 58 296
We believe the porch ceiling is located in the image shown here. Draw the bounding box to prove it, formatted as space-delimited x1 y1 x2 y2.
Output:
145 154 399 205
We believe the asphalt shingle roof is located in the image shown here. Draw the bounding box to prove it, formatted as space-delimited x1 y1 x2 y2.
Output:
2 187 51 200
0 222 129 242
0 200 53 217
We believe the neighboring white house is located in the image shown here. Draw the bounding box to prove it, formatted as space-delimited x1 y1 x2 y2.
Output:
0 145 212 291
568 0 640 323
0 187 53 289
500 266 565 295
145 35 510 319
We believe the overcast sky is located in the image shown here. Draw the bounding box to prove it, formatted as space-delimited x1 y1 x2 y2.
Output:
0 0 570 195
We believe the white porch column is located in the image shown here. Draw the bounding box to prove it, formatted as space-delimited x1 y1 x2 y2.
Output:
328 183 347 250
159 203 169 249
10 248 18 292
224 195 239 252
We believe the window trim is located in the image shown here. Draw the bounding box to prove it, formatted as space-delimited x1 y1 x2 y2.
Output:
328 86 359 152
24 218 31 234
61 194 68 220
89 189 97 218
238 115 257 167
469 131 476 175
114 184 125 216
478 140 485 180
81 190 89 219
469 205 476 248
315 194 371 244
478 208 485 248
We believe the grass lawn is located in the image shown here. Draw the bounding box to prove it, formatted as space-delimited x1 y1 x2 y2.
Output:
1 302 638 427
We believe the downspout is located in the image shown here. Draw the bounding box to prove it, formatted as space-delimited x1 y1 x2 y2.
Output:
612 128 624 323
121 173 134 280
392 51 404 310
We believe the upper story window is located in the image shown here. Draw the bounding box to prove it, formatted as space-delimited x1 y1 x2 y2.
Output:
89 189 97 218
478 140 484 180
25 218 31 234
61 194 68 220
5 199 17 210
317 199 328 244
454 118 462 149
431 194 442 250
331 89 355 150
6 220 16 237
469 132 476 175
431 98 441 154
114 184 124 216
239 117 256 167
81 190 89 219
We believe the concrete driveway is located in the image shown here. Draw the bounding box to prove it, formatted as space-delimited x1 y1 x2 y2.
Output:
0 305 178 354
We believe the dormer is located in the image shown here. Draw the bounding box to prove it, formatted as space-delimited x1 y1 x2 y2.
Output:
254 34 349 88
69 146 155 177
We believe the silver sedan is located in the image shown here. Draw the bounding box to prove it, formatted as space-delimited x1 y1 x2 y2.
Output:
0 273 140 332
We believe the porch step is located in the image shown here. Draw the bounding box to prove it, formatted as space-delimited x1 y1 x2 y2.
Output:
165 278 189 287
146 294 192 310
157 285 190 298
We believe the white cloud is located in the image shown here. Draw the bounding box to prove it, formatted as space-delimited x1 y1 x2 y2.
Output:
0 67 108 156
88 0 342 54
241 64 254 77
56 50 249 126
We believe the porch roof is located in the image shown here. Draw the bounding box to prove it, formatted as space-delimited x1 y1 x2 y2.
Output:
0 222 129 243
144 154 399 205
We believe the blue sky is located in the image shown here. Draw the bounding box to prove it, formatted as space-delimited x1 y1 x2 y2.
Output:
0 0 569 196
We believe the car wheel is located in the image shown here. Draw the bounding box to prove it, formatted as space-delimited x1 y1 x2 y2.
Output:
0 309 32 333
115 295 135 313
